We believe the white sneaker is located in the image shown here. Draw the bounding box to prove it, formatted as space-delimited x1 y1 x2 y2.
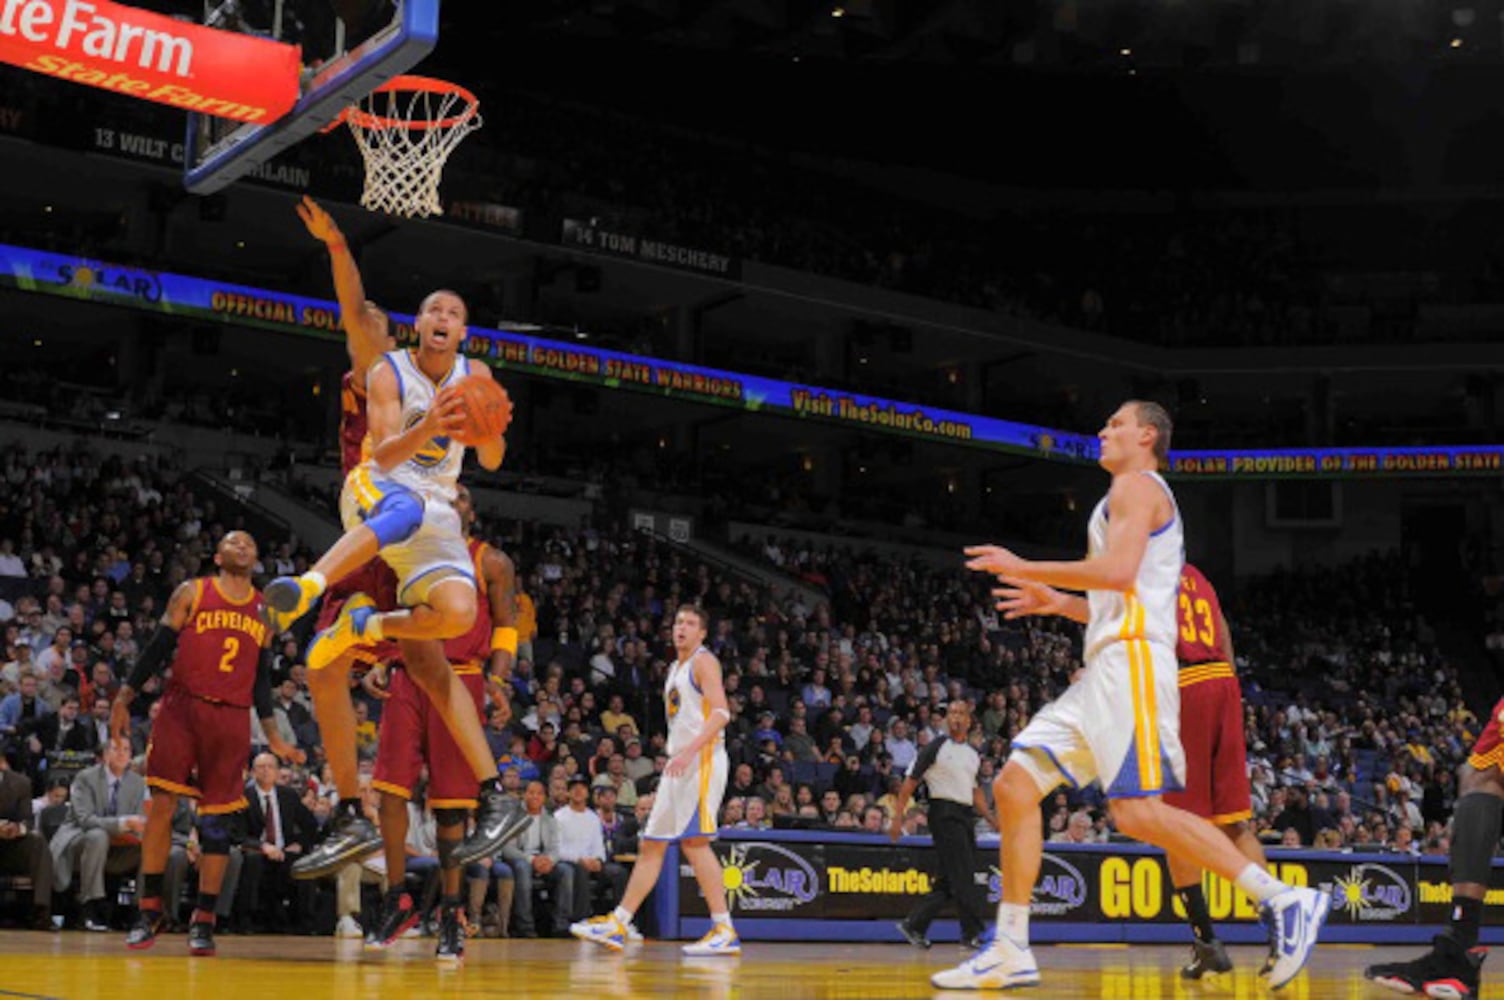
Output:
931 930 1040 990
1263 886 1332 991
626 923 644 943
570 914 628 952
682 924 741 956
335 915 364 939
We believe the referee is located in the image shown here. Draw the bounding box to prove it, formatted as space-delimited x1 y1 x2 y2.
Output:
890 700 996 949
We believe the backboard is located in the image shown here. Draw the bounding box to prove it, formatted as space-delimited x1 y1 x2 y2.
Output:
184 0 438 194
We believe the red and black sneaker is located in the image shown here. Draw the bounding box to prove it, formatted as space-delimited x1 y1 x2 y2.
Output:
363 892 419 950
1365 933 1486 999
125 910 165 951
188 920 217 957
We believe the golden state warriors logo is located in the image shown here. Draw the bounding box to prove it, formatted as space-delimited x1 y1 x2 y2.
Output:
405 411 451 468
667 687 682 720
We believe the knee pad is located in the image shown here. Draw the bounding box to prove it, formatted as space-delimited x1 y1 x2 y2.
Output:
198 810 244 856
365 487 424 547
436 836 459 871
1451 792 1503 885
433 808 468 829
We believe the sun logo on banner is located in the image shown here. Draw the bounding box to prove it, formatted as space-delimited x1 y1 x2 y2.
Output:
721 843 760 908
1332 863 1412 920
1334 871 1368 917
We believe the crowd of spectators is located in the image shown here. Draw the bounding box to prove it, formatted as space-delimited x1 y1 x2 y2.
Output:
0 438 1492 941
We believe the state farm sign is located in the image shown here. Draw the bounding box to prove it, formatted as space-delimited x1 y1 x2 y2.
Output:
0 0 299 122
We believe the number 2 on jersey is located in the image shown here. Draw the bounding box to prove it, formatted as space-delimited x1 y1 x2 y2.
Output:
218 636 240 672
1178 595 1216 646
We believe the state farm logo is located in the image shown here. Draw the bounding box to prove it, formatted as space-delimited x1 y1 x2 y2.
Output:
0 1 195 76
988 853 1088 916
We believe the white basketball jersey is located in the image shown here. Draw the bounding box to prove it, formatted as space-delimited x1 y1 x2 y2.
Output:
375 349 470 503
1082 471 1184 660
664 646 723 757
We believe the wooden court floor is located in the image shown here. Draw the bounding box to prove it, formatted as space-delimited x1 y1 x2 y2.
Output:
0 932 1427 998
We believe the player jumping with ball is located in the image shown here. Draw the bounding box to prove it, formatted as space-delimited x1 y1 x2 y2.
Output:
273 205 525 874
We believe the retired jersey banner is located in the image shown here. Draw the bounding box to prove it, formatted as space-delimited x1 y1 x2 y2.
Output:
0 0 300 123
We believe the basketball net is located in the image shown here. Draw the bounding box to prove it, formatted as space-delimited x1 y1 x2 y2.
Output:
336 76 481 219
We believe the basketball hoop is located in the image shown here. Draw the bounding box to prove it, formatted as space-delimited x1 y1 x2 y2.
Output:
332 75 481 219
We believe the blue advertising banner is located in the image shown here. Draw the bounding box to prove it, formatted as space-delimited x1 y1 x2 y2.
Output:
662 831 1504 945
0 240 1497 478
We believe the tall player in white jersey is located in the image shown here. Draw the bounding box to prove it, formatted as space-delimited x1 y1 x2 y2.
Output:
933 401 1330 993
268 288 526 872
571 605 741 956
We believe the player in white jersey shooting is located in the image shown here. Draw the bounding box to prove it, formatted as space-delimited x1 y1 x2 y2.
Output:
571 604 741 956
932 401 1329 992
270 288 526 874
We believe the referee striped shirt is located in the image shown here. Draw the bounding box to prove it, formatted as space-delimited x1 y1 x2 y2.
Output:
906 737 981 806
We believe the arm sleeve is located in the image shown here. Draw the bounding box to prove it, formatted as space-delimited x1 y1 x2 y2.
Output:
252 646 275 723
125 625 179 691
907 738 943 782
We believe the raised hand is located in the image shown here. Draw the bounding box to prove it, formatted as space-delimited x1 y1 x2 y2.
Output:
296 195 342 245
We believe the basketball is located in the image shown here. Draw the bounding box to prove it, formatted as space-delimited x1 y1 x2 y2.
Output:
450 374 513 445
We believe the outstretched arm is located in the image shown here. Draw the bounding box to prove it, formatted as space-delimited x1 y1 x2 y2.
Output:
297 196 389 376
966 474 1166 593
993 578 1090 625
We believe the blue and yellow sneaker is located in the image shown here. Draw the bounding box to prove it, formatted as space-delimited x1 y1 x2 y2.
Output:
570 914 628 952
266 574 324 627
307 593 379 671
682 923 741 957
931 926 1040 990
1264 885 1332 992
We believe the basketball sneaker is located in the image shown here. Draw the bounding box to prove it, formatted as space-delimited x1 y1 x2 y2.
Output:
1180 939 1232 979
125 909 165 950
435 905 465 964
682 923 741 956
364 892 420 950
1365 933 1486 999
292 802 382 879
452 783 531 866
306 594 379 671
1263 885 1332 991
571 913 628 951
626 922 644 943
930 927 1041 991
265 575 324 627
896 919 932 949
188 920 217 957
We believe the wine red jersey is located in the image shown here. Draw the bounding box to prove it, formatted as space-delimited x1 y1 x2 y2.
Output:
172 577 268 707
339 370 369 477
1176 563 1230 668
443 539 494 672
